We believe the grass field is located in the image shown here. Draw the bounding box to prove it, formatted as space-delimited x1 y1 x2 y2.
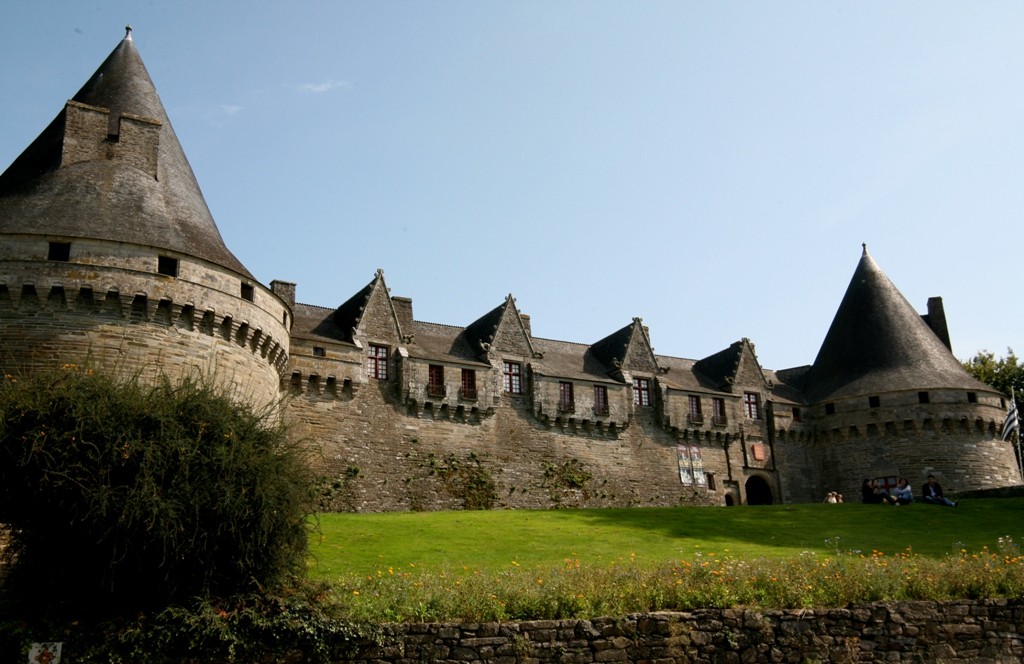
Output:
304 498 1024 621
308 498 1024 578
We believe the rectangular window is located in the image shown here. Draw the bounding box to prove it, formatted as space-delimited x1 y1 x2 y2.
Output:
825 402 836 415
688 395 703 424
461 368 477 400
967 392 977 403
633 378 651 407
792 407 801 423
48 241 71 262
712 398 727 425
428 364 445 397
503 361 522 394
157 255 178 276
367 344 388 380
240 283 255 302
558 381 575 412
744 392 761 419
868 395 880 408
593 385 609 415
918 391 930 404
312 346 326 357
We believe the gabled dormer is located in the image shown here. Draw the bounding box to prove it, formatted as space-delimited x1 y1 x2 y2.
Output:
590 317 659 381
694 338 769 394
333 269 407 346
462 294 536 360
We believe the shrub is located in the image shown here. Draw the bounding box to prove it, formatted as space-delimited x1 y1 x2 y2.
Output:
0 368 313 617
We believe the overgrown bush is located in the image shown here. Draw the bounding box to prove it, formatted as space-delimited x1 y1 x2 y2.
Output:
0 368 313 617
0 582 380 664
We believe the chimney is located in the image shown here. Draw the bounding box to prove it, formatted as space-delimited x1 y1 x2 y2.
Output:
925 297 952 352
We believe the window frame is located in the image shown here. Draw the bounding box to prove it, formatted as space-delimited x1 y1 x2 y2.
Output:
688 395 703 423
633 378 651 407
428 364 445 397
712 397 727 425
367 344 389 380
461 368 477 400
593 385 609 415
503 361 523 394
744 392 761 419
558 381 575 412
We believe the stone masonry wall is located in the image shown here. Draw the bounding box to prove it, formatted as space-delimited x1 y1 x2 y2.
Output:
332 600 1024 664
288 386 726 512
0 240 289 407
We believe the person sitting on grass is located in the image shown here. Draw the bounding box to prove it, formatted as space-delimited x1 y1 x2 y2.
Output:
921 474 957 507
861 479 898 505
893 477 914 505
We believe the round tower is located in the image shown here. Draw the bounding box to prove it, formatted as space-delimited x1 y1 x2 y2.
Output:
795 246 1019 499
0 29 289 407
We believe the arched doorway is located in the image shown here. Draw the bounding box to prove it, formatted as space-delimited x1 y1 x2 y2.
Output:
745 475 774 505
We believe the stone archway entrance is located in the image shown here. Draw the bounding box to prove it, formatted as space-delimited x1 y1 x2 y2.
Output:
745 475 774 505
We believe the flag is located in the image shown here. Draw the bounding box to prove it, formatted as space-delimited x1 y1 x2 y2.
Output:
1003 390 1020 441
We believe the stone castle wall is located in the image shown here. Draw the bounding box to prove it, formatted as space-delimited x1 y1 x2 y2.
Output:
0 237 289 407
287 385 727 512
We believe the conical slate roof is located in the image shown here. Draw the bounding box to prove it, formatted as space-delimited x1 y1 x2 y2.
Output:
0 28 252 278
804 246 987 402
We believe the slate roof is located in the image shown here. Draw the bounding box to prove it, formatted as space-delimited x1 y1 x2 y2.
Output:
802 246 988 402
331 279 377 344
406 321 491 367
291 302 356 347
0 29 253 278
589 322 634 367
462 299 508 354
531 337 621 383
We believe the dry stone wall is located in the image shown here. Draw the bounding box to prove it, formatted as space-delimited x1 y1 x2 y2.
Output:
332 600 1024 664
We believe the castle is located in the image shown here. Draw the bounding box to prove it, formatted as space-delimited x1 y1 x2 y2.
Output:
1 31 1019 509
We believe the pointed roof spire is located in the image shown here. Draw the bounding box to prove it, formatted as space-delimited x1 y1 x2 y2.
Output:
0 29 253 278
804 247 986 401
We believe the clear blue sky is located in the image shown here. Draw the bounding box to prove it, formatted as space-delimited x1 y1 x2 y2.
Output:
2 2 1021 371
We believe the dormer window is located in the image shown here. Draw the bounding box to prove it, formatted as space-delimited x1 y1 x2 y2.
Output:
368 344 388 380
633 378 651 407
744 392 761 419
503 361 522 394
48 241 71 262
157 255 179 277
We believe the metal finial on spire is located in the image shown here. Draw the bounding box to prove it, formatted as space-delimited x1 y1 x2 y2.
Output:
862 242 868 254
125 25 133 41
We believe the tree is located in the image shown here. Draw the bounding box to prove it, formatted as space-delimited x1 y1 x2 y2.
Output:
962 348 1024 399
0 368 313 618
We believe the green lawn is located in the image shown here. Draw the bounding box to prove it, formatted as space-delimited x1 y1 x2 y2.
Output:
308 498 1024 578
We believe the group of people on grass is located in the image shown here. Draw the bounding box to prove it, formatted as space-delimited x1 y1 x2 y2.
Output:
857 475 957 507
